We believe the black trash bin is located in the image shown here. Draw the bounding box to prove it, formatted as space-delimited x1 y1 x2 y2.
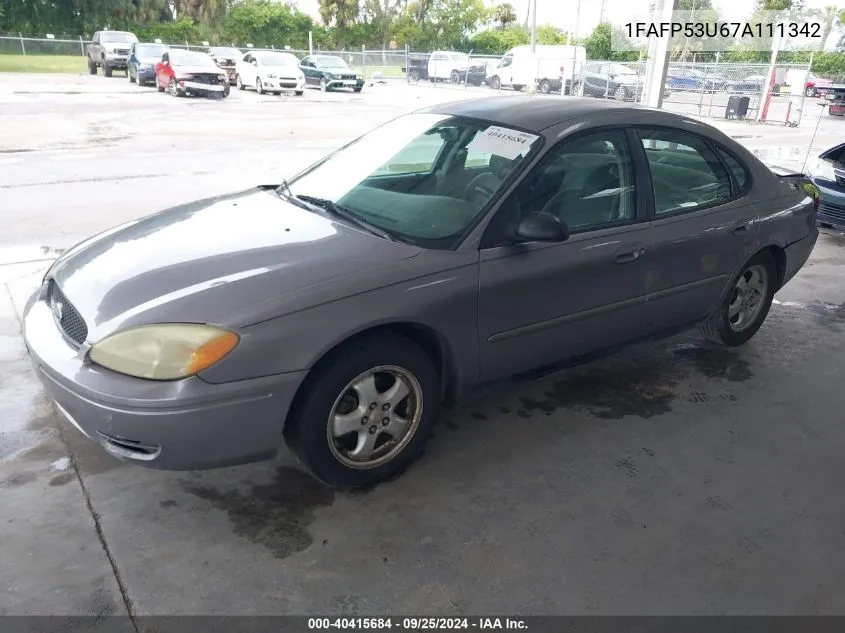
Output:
725 95 750 119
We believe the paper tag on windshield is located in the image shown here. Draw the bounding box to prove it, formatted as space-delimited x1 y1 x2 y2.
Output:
468 126 539 160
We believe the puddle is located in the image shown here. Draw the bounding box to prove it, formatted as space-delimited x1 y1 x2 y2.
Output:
670 343 753 382
183 466 335 559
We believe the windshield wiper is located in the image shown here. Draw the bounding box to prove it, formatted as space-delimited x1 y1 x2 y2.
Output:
274 179 318 212
296 195 398 242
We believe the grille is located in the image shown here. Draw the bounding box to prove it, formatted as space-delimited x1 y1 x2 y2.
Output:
819 202 845 222
190 73 224 85
49 281 88 346
115 48 130 55
340 74 356 80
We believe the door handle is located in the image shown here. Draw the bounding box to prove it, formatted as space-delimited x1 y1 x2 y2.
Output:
732 218 753 235
615 245 646 264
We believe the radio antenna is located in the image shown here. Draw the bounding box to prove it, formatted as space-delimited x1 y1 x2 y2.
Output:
801 100 827 174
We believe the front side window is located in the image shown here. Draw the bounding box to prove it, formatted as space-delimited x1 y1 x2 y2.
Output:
288 113 541 248
639 129 732 215
484 130 636 246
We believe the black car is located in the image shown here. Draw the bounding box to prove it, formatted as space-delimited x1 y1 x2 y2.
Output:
728 74 781 95
299 55 364 92
573 62 644 101
208 46 242 84
807 142 845 229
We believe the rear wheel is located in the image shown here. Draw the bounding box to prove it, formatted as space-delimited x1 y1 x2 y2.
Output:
573 81 584 96
88 59 97 75
450 70 461 83
353 86 362 93
295 90 304 96
700 251 776 347
285 332 440 490
236 74 245 90
806 86 816 97
256 78 264 94
103 63 113 78
490 76 501 90
512 84 524 92
614 85 627 100
409 69 420 82
538 79 552 94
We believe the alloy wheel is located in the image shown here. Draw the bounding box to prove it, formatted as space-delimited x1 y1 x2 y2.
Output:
727 264 769 333
326 365 423 469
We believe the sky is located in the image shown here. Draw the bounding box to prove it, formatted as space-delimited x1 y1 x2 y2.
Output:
290 0 841 42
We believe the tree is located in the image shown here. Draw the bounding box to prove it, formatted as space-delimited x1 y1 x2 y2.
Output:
812 5 843 50
582 22 640 61
469 24 527 53
225 0 314 47
319 0 361 44
492 2 516 30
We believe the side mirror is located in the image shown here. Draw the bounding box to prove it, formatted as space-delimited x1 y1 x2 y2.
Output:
515 212 569 243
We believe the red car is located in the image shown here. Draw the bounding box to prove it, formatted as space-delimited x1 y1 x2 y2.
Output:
806 73 833 98
155 49 230 99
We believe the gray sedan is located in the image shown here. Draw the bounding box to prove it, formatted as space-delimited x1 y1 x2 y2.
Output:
23 97 819 489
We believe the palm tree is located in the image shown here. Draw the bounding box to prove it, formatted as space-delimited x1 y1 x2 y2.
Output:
814 5 842 50
492 2 516 29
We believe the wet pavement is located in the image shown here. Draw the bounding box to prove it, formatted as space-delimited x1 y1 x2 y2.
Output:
3 73 845 617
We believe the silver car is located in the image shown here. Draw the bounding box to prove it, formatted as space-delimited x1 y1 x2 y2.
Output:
23 97 819 489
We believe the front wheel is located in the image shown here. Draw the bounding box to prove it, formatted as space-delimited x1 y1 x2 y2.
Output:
236 74 245 90
353 86 362 93
700 251 777 347
320 77 328 92
573 81 584 97
103 63 113 78
806 86 816 97
538 79 552 94
489 76 501 90
295 90 304 96
168 78 180 97
285 332 440 489
614 85 627 100
409 69 420 82
88 59 97 75
450 70 461 83
256 78 264 94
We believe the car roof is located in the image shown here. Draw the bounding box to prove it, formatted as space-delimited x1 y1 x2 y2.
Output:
418 96 665 134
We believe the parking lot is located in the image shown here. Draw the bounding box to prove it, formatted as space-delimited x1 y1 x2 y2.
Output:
3 71 845 619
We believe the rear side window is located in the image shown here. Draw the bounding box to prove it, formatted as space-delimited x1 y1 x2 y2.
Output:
639 129 732 215
715 147 750 194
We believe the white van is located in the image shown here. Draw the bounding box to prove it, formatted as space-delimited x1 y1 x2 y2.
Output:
488 44 587 94
427 51 471 82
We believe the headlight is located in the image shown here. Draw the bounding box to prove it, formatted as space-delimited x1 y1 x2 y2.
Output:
88 324 239 380
266 73 277 79
808 158 836 181
297 73 304 81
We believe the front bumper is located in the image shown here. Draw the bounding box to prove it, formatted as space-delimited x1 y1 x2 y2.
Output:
815 181 845 229
260 77 305 91
326 78 364 90
103 54 128 68
136 67 156 82
22 284 308 471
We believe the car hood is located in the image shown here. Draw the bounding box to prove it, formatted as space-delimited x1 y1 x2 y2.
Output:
173 65 225 75
48 188 422 339
260 67 301 76
138 57 160 65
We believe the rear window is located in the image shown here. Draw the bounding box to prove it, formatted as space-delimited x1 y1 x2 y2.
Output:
716 147 751 193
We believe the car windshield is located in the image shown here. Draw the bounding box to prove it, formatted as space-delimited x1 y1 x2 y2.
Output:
316 57 348 69
287 113 541 249
171 51 217 67
101 32 137 44
258 53 299 66
136 44 167 58
211 48 241 57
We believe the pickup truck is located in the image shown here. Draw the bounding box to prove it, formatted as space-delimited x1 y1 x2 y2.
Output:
401 51 486 85
87 30 139 77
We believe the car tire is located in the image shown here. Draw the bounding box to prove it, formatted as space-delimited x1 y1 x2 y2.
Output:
490 76 500 90
538 79 552 94
156 78 165 92
285 331 441 490
103 63 113 78
410 69 420 82
806 86 816 97
256 78 264 94
450 70 461 83
573 81 584 97
614 85 627 100
700 250 777 347
236 74 245 90
513 84 523 92
222 83 230 97
353 86 362 93
295 90 304 96
128 66 134 83
320 77 328 92
168 78 180 97
88 59 97 75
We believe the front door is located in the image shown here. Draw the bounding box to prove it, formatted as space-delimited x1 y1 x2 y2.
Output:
634 128 760 331
477 128 654 382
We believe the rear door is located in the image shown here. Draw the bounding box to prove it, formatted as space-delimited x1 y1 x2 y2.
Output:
635 127 760 331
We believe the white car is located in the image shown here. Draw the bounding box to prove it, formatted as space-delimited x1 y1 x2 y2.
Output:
235 51 305 96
